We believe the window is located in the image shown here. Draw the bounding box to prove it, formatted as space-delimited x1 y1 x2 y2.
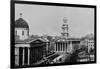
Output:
22 31 24 35
59 58 62 62
16 31 17 35
27 31 29 36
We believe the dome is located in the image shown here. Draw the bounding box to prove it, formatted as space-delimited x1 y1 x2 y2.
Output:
15 18 29 28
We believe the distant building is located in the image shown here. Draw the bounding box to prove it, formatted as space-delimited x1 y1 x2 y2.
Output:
54 17 80 54
54 38 80 54
80 34 94 53
86 38 94 53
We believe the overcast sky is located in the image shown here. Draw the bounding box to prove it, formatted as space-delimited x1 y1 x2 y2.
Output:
15 4 94 38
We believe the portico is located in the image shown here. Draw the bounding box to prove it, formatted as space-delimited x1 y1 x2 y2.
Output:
15 44 30 66
54 40 73 54
55 42 67 52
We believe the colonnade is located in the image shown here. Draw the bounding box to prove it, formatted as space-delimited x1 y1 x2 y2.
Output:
15 47 30 66
55 41 73 53
55 42 68 52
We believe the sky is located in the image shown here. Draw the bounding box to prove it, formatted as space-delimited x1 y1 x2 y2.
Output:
15 4 94 38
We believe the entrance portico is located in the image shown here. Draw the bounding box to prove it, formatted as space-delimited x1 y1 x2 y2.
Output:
54 40 74 54
55 42 67 52
15 44 30 66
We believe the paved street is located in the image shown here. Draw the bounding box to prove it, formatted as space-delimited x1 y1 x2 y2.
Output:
34 53 72 65
34 53 60 65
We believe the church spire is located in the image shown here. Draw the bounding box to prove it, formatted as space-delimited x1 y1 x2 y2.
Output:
61 17 69 38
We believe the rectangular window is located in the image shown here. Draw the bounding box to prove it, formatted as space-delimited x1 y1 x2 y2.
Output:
22 31 24 35
16 31 17 36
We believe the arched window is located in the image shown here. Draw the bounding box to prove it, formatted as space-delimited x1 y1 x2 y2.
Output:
22 31 24 36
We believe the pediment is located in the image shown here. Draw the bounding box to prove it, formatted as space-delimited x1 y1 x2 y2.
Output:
30 39 44 44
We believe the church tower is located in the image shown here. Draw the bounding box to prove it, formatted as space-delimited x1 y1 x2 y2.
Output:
15 13 29 40
61 17 69 38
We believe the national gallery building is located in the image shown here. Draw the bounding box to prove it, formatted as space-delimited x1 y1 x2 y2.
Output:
14 14 49 66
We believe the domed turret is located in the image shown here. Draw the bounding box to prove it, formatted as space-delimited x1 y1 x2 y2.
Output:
15 18 29 28
15 13 29 40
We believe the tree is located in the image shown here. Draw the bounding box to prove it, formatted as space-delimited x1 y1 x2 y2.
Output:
73 44 80 52
69 49 80 62
69 45 87 63
80 45 88 53
90 48 94 54
47 36 52 41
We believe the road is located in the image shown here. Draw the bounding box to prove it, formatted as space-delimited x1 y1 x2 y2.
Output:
34 53 59 65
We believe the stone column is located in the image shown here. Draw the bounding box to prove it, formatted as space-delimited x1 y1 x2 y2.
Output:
60 43 61 51
46 42 48 51
64 43 65 51
57 43 59 51
17 48 19 65
55 43 56 52
28 47 30 65
15 47 19 66
56 43 57 51
62 43 63 52
57 43 58 51
62 43 63 51
61 43 62 52
22 47 25 65
66 43 67 52
63 43 64 51
58 43 59 51
70 41 73 53
58 43 60 51
65 43 66 51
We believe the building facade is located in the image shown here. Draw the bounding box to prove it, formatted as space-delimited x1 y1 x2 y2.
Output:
14 14 48 66
15 39 47 66
54 38 80 54
80 34 94 53
54 17 80 54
